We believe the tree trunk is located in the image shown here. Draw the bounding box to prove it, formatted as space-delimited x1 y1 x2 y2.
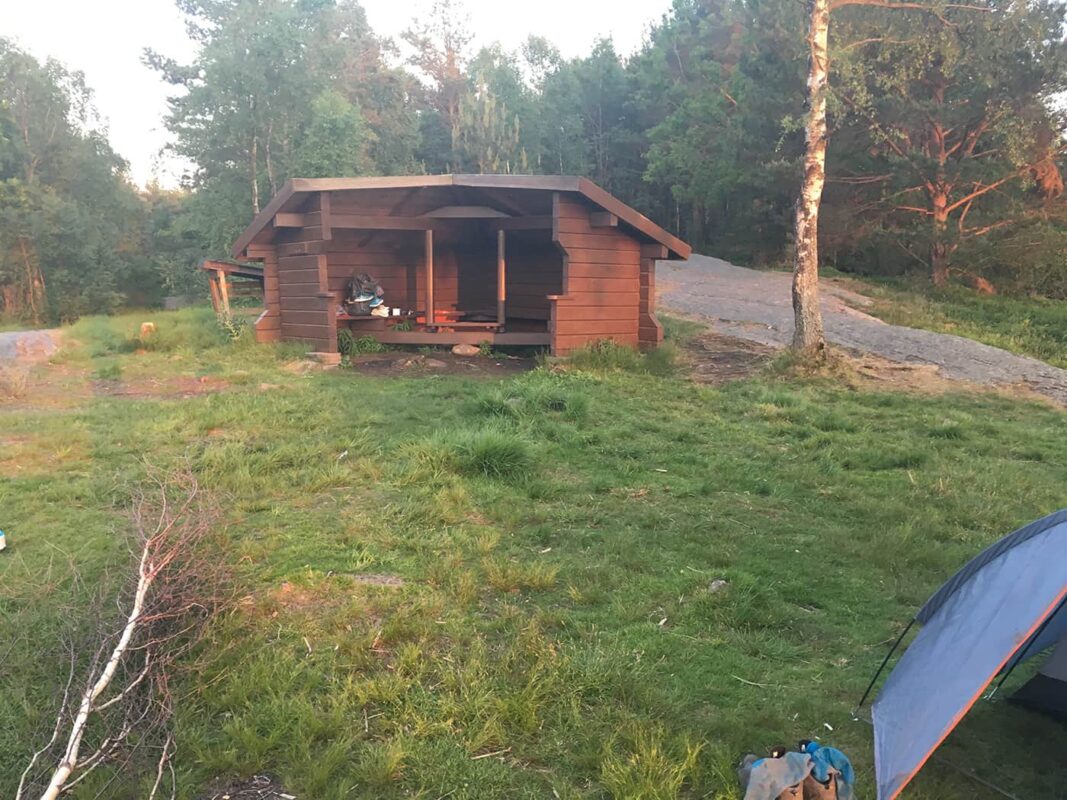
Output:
250 133 260 215
930 193 949 286
791 0 830 353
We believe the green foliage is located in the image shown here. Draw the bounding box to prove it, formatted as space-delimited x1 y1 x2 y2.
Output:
567 339 678 376
291 90 374 178
338 330 387 356
404 427 534 480
0 40 155 324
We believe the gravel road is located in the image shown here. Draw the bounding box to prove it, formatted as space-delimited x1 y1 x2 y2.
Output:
659 254 1067 404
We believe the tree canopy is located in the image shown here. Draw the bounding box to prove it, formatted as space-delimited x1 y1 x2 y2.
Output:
1 0 1065 324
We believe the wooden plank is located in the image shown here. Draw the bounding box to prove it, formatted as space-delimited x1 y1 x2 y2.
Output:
553 320 639 336
278 268 320 286
278 254 321 271
218 272 230 314
302 213 439 230
564 294 640 307
490 215 553 231
282 310 332 326
207 274 222 314
566 261 640 276
422 205 510 218
641 243 669 259
560 243 641 258
590 212 618 228
278 240 325 257
291 176 454 193
280 322 331 338
550 305 638 321
374 330 550 346
277 282 322 297
275 213 305 227
558 232 640 251
564 276 640 293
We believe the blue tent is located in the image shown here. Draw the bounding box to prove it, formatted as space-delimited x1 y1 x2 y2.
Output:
870 509 1067 800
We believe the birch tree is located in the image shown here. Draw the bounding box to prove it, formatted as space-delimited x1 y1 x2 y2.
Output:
789 0 1004 352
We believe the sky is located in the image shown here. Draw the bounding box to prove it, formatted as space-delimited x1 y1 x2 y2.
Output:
3 0 675 188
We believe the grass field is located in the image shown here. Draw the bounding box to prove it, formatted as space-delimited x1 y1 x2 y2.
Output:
2 307 1066 799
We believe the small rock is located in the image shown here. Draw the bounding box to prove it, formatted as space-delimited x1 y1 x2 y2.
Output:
708 579 729 593
425 358 447 369
451 343 480 356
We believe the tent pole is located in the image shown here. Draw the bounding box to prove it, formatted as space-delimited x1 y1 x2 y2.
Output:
855 618 915 712
986 592 1067 700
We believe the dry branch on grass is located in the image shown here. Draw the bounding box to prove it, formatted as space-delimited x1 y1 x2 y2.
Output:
17 466 226 800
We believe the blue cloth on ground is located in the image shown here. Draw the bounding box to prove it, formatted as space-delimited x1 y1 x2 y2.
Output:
803 741 855 798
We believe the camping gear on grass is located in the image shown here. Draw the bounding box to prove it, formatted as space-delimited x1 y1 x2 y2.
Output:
861 508 1067 800
739 748 812 800
799 740 854 800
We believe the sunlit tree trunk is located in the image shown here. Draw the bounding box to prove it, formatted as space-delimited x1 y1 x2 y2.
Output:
791 0 830 352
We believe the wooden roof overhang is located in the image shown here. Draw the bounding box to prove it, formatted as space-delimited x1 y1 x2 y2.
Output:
231 175 691 260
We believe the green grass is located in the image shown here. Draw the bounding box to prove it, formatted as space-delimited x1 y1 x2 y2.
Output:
2 306 1067 799
843 277 1067 369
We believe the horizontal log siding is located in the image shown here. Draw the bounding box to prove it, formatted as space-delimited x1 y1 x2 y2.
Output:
550 194 640 354
504 232 562 320
639 255 663 348
254 246 281 343
277 218 334 352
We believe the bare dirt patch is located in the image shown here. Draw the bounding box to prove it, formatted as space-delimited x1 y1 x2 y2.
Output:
350 351 536 378
682 332 774 385
91 374 229 399
198 773 295 800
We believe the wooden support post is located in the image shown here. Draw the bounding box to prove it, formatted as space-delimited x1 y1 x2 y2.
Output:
319 192 332 241
497 229 506 326
207 273 222 314
217 272 231 315
425 228 435 326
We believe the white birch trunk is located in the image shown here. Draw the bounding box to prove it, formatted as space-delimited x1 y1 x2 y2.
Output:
791 0 831 352
37 546 155 800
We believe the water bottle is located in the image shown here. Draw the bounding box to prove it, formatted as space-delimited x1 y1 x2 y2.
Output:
0 530 6 551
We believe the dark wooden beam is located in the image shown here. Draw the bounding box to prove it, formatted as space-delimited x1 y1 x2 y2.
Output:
641 243 669 259
319 192 332 241
497 229 506 326
490 215 553 231
425 229 435 326
590 211 618 228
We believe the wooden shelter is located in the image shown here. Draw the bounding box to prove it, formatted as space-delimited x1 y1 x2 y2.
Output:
230 175 690 357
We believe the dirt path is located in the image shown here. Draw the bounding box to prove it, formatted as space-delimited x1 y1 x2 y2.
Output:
660 254 1067 404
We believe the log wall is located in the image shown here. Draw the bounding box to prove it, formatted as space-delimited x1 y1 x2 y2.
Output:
550 194 642 354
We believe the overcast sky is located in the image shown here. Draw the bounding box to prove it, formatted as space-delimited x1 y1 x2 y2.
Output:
3 0 675 188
